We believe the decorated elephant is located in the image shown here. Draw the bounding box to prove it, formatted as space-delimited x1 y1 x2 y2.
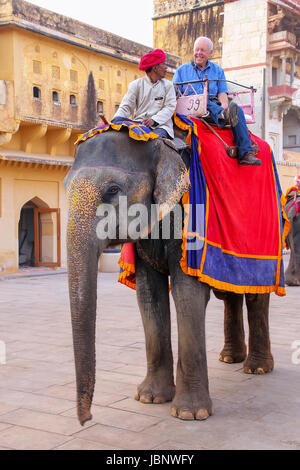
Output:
65 128 277 426
284 185 300 286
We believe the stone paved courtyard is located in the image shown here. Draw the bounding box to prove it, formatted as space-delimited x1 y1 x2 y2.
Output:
0 259 299 450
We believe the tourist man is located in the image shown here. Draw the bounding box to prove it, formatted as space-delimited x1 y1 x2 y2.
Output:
111 49 176 139
173 37 261 166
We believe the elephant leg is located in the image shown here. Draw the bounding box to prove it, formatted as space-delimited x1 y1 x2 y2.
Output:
285 213 300 286
244 293 274 374
168 245 212 420
217 292 247 363
135 251 175 404
285 238 300 286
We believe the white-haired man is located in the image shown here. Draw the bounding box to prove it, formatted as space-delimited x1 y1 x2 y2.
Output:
173 37 261 166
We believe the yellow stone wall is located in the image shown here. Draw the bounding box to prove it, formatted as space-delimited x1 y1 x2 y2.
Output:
277 151 300 195
12 29 144 126
277 164 299 196
0 29 14 81
0 162 68 273
153 1 224 64
0 27 147 156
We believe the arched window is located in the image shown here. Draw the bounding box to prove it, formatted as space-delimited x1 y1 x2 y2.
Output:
52 91 60 104
33 86 41 99
70 94 77 106
97 101 104 114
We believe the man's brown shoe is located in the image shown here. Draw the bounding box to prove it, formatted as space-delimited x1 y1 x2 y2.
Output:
224 102 239 127
239 152 261 166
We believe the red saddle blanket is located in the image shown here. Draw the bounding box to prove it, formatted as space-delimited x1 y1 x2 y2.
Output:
119 115 289 296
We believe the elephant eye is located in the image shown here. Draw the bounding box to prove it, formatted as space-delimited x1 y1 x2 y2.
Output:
106 185 120 195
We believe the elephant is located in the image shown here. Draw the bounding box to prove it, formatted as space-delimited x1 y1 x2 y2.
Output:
284 191 300 286
65 130 274 426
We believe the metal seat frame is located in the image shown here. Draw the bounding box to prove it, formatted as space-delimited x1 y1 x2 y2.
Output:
174 78 257 124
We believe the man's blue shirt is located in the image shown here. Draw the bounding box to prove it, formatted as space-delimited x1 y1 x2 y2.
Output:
173 61 228 98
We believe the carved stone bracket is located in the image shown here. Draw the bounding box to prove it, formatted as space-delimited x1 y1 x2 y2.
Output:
0 132 13 147
21 123 48 153
47 127 72 156
268 83 298 119
0 120 20 147
269 97 292 120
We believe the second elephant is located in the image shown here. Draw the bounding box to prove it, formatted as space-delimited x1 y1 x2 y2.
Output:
285 188 300 286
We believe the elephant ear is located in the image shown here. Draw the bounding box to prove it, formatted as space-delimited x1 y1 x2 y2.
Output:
153 139 190 220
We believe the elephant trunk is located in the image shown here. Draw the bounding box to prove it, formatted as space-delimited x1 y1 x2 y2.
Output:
66 177 104 425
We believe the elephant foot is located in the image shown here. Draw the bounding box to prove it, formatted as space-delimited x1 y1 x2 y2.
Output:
135 372 175 404
219 344 247 364
171 386 213 421
243 354 274 374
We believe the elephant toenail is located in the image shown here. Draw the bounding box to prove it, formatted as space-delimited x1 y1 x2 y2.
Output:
196 409 209 420
178 410 194 420
140 395 153 404
153 396 165 404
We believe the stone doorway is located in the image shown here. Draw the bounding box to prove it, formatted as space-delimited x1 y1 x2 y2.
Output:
19 201 37 267
18 198 61 268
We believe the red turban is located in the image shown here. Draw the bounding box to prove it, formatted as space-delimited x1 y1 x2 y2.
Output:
139 49 166 71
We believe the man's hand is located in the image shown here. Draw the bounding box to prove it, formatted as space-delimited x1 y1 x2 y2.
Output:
142 118 155 128
218 92 229 111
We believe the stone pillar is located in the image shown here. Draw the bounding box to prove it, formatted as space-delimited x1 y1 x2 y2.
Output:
222 0 268 137
280 55 286 85
290 58 295 86
268 56 273 87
